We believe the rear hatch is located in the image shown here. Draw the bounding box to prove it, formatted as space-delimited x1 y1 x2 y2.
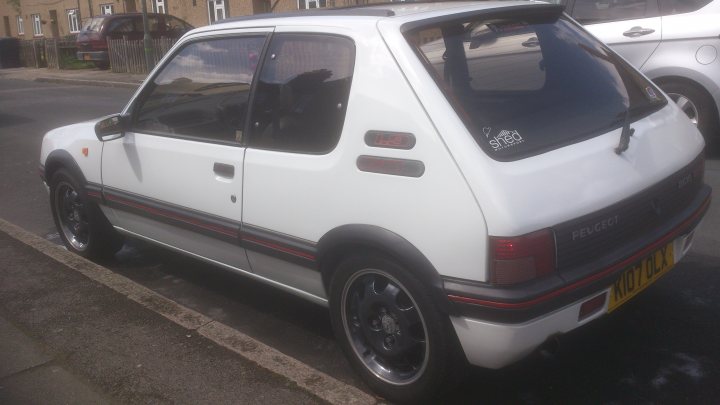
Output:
380 3 706 280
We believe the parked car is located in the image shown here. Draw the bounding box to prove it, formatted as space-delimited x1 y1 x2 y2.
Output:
553 0 720 140
41 3 710 402
76 13 193 69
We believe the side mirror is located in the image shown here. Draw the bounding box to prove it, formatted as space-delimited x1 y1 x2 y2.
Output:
94 114 128 142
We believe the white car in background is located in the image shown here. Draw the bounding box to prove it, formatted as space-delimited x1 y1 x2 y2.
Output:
559 0 720 139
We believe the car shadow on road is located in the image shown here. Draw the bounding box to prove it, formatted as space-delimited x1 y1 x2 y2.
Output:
94 239 720 404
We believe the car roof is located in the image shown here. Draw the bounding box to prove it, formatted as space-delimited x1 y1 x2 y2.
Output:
191 1 546 33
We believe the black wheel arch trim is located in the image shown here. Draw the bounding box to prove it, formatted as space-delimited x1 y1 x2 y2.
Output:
44 150 88 187
316 224 456 315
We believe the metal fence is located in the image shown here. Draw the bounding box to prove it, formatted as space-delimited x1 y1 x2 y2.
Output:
19 39 46 68
45 39 78 69
108 37 177 74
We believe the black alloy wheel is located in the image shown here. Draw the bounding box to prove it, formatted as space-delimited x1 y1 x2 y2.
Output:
329 255 463 403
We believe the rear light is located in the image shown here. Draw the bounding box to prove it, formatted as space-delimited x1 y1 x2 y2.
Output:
489 229 556 285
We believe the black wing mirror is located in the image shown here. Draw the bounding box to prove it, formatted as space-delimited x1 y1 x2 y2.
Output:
94 114 128 142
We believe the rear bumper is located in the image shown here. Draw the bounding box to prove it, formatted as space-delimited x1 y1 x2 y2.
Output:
452 223 700 369
448 180 710 368
76 51 108 62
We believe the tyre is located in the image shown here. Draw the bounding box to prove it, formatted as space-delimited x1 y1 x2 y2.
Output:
329 255 462 403
49 168 122 259
659 80 720 141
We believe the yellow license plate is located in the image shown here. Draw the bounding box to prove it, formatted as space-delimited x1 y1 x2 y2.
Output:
608 243 674 312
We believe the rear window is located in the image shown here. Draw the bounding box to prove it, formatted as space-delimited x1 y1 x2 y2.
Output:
405 9 666 161
82 17 105 32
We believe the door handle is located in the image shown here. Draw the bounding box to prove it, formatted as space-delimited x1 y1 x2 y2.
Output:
623 26 655 37
213 162 235 178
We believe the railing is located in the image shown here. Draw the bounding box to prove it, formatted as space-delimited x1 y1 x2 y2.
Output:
44 39 78 69
19 39 46 68
108 37 177 74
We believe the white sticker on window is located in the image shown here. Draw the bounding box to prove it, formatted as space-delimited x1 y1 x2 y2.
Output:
489 129 524 151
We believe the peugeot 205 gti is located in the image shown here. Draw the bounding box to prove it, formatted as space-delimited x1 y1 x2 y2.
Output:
40 2 711 402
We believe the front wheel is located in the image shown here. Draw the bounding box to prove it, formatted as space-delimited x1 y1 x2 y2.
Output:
49 169 122 259
329 255 463 403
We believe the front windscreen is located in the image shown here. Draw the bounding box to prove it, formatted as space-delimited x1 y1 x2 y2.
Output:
405 9 666 160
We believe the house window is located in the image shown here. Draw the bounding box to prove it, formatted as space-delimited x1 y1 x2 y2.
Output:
207 0 226 23
67 9 80 33
297 0 326 9
154 0 167 14
16 15 24 35
100 4 114 14
32 14 42 36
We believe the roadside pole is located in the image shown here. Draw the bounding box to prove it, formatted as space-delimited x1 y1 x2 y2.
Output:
141 0 154 72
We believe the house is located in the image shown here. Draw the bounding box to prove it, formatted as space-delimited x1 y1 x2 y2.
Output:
0 0 375 40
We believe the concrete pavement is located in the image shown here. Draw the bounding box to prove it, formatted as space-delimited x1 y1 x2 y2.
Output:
0 220 375 404
0 67 145 89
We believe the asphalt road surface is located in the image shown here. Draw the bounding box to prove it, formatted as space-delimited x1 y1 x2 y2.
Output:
1 78 719 404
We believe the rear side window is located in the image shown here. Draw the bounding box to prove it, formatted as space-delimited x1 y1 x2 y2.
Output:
248 34 355 154
572 0 658 23
132 36 266 142
658 0 711 15
406 11 666 161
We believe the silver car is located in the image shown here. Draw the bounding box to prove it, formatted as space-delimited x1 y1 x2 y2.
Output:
553 0 720 139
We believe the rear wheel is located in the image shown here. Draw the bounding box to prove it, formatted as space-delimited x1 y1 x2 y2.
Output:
49 169 122 259
329 255 462 403
659 80 719 140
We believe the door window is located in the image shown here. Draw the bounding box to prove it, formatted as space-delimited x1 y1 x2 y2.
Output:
132 36 266 143
572 0 658 23
248 34 355 153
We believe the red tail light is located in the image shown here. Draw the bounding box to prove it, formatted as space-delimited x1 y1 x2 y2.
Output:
489 229 556 285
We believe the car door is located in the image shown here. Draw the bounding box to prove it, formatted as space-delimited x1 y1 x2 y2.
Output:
241 31 356 299
570 0 662 68
101 31 269 270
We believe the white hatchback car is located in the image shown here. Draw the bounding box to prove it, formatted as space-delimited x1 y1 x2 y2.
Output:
40 2 711 402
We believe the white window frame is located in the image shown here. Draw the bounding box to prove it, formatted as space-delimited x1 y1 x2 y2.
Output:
207 0 226 23
32 14 42 36
100 4 114 15
297 0 326 9
154 0 167 14
67 9 80 33
16 15 24 35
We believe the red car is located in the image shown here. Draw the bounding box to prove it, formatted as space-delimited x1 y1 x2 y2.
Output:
76 13 193 68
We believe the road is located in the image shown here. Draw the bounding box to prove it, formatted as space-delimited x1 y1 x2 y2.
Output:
1 78 719 403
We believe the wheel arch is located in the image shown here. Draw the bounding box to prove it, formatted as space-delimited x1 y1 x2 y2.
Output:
653 75 720 124
316 224 456 315
44 150 88 187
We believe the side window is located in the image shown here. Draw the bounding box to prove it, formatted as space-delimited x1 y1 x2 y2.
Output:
658 0 711 15
248 34 355 154
108 18 135 34
132 36 266 143
572 0 657 23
